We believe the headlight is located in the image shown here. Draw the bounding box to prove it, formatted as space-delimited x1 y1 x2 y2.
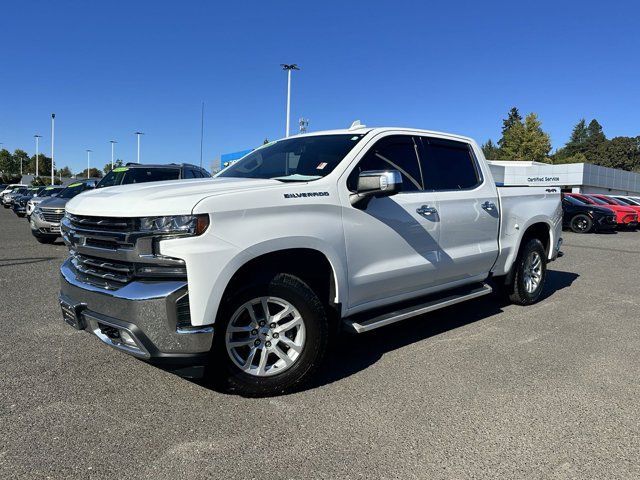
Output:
33 207 42 218
138 214 209 236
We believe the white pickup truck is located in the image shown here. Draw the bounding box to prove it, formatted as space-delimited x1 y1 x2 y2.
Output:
59 125 562 396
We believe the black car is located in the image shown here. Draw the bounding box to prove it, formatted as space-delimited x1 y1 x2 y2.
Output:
96 163 211 189
562 195 617 233
12 186 45 217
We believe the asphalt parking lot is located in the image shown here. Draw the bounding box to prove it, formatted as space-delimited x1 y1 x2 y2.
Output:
1 206 639 480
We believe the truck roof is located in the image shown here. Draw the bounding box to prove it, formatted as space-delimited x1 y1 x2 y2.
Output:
291 126 476 144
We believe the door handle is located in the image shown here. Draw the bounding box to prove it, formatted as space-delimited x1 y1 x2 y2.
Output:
482 201 496 212
417 205 438 216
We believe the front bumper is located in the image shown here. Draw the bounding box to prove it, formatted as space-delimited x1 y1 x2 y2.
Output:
30 214 61 237
59 258 214 375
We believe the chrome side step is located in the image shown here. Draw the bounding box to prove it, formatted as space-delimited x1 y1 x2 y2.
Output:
343 283 493 334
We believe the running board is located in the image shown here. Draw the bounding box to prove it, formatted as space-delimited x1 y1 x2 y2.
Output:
343 283 493 334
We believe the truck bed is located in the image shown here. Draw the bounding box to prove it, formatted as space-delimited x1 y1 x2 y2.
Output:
492 185 563 277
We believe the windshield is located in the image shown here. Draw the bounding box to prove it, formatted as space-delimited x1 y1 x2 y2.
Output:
564 195 587 206
39 188 61 198
97 167 181 188
613 197 639 206
586 195 610 205
57 183 91 199
218 134 366 182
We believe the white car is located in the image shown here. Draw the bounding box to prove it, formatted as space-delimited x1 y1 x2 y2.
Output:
59 125 563 395
0 184 28 205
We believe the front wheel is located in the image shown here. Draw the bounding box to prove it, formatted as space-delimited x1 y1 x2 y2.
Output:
508 238 547 305
570 214 593 233
211 273 329 396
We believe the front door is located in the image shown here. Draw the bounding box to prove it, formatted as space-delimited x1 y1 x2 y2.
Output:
341 134 443 309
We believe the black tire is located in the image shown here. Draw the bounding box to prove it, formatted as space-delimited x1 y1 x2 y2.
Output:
508 238 547 306
34 235 56 244
569 214 593 233
210 273 329 397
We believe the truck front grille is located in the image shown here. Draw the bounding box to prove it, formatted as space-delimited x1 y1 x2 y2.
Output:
40 207 65 223
71 253 135 284
68 214 135 231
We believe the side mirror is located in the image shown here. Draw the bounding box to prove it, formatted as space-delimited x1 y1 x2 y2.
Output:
351 170 402 208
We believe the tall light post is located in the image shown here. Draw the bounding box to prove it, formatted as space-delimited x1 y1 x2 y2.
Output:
281 64 300 137
135 131 144 163
34 135 42 178
110 140 117 170
86 149 92 179
51 114 56 184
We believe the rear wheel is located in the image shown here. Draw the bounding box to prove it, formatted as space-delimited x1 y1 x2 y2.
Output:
570 214 593 233
211 273 328 396
508 238 547 305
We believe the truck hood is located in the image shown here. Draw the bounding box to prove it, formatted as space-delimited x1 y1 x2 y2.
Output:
65 177 285 217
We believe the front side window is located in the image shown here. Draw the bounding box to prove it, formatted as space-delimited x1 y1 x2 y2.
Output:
218 134 366 182
347 135 422 192
418 137 481 191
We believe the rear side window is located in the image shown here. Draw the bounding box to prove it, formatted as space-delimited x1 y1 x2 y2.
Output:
418 137 481 191
347 135 422 192
183 169 197 179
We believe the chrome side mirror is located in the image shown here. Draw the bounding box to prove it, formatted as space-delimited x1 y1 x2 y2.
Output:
351 170 402 208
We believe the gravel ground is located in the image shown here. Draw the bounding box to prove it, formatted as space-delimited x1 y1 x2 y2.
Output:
1 206 639 479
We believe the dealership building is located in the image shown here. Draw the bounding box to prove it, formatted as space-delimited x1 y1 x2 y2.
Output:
488 161 640 196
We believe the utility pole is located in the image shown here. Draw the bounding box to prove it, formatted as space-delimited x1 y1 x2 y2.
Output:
86 149 92 179
135 131 144 163
110 140 117 170
281 64 300 137
34 135 42 178
51 114 55 184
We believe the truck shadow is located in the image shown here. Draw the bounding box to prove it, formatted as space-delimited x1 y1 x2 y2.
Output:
306 269 579 392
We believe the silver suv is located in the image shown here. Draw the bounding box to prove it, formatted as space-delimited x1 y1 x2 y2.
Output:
31 180 97 243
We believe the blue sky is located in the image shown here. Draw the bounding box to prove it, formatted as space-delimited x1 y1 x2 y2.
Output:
2 0 639 174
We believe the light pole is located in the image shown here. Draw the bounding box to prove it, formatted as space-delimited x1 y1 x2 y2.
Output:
34 135 42 178
86 149 92 179
110 140 117 170
51 114 55 184
135 131 144 163
281 64 300 137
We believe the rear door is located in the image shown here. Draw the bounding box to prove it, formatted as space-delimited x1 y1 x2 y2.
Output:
416 136 500 285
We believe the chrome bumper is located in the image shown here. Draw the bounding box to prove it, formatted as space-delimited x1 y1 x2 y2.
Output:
59 258 213 366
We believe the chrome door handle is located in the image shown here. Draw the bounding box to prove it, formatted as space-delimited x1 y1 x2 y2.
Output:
482 201 496 212
416 205 438 216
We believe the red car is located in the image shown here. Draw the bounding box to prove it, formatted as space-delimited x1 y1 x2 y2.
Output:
566 193 638 228
589 194 640 223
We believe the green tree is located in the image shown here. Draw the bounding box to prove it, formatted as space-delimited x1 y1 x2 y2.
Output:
601 136 640 171
0 149 18 173
13 149 30 174
104 159 124 174
519 113 552 162
58 166 73 177
28 153 53 177
481 139 500 160
583 119 607 163
80 167 103 178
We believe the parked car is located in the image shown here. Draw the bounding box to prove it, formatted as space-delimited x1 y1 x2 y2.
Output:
26 186 64 219
59 126 563 396
96 163 211 189
12 186 45 217
611 196 640 207
1 184 27 202
565 193 638 229
2 187 29 208
30 180 97 243
1 184 28 205
561 194 617 233
585 194 639 229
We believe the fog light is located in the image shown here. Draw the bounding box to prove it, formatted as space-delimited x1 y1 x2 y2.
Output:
119 330 137 347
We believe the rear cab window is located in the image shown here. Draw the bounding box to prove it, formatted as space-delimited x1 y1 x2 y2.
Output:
417 137 482 191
